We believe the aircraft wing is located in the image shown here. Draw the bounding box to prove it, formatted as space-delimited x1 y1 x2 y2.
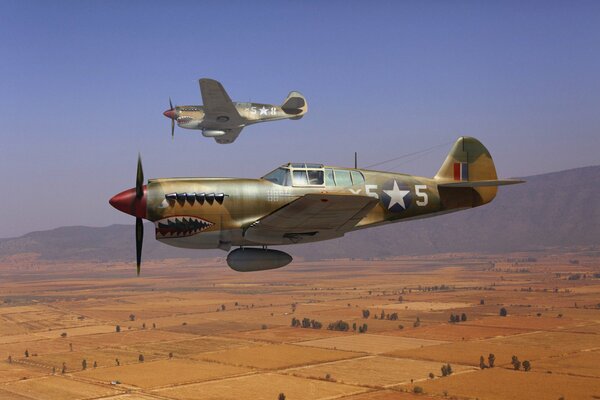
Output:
199 78 242 122
214 127 243 144
245 194 378 244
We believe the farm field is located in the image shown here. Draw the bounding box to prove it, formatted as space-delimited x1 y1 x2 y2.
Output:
0 251 598 399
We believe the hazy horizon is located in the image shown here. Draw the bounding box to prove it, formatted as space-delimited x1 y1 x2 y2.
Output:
2 1 599 238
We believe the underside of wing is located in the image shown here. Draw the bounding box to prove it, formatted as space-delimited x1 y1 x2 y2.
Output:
245 194 378 245
214 127 243 144
199 78 242 124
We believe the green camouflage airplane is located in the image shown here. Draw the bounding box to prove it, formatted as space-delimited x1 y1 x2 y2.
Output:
163 78 307 144
110 137 523 275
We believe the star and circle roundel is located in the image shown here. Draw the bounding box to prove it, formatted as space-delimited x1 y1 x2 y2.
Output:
381 180 412 213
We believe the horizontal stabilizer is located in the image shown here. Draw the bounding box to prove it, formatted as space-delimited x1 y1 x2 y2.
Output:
281 91 308 116
438 179 525 188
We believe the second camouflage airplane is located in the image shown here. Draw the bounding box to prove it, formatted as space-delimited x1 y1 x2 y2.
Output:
110 137 523 275
163 78 308 144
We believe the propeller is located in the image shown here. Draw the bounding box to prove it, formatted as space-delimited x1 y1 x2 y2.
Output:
108 155 147 276
169 98 175 139
135 155 144 276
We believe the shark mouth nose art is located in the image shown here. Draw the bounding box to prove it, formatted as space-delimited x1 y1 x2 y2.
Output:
155 216 214 238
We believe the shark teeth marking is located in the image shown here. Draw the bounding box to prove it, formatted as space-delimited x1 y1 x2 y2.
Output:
155 216 214 239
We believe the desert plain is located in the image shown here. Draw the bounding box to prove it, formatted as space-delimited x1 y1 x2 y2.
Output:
0 250 599 400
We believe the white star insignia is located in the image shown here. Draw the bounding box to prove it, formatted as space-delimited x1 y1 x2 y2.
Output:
259 106 268 116
383 180 410 210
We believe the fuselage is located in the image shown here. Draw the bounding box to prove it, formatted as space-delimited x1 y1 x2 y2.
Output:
130 163 496 250
170 102 299 131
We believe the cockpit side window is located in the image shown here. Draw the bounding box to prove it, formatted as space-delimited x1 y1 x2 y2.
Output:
325 169 335 186
351 171 365 185
292 170 308 186
307 170 324 185
334 170 352 186
262 168 291 186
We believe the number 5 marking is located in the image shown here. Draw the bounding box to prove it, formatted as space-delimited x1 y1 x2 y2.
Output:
415 184 428 206
366 185 379 199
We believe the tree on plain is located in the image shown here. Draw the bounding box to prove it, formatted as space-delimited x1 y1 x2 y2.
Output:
278 393 286 400
511 356 521 370
479 356 487 369
488 353 496 368
461 313 467 322
523 360 531 371
115 325 121 333
362 309 370 319
500 307 508 317
441 363 453 376
82 359 87 370
138 354 145 363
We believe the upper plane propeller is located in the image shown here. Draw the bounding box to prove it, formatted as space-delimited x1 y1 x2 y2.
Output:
163 98 176 139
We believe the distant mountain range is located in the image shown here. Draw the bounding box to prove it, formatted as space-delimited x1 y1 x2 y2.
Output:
1 165 598 262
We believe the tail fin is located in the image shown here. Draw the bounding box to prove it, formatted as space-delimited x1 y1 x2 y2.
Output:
435 137 501 206
281 91 308 119
435 137 498 182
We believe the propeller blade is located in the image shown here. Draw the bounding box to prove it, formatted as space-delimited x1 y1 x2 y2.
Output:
136 154 144 199
135 217 143 276
168 98 175 139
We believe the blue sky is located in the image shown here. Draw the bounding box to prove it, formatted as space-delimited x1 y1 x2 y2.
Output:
1 1 599 237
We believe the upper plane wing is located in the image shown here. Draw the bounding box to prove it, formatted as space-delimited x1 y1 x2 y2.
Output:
245 194 378 244
213 127 243 145
199 78 242 123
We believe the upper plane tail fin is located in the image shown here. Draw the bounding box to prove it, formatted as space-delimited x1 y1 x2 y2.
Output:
281 91 308 119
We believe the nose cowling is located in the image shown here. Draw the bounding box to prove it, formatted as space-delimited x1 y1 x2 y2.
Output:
109 186 147 219
163 109 176 120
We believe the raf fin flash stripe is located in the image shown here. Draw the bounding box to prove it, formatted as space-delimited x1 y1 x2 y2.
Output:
453 162 469 181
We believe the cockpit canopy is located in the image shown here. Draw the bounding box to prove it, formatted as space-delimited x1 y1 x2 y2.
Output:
262 163 365 187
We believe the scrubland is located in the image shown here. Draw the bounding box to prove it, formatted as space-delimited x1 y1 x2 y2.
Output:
0 251 599 399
